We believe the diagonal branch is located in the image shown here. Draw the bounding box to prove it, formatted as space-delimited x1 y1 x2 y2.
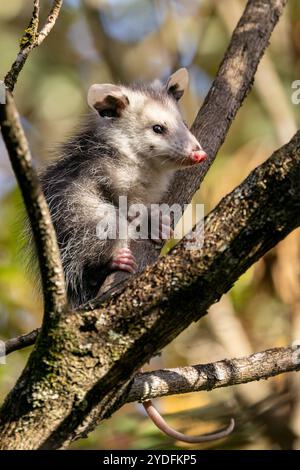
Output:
127 346 300 403
42 130 300 448
171 0 288 207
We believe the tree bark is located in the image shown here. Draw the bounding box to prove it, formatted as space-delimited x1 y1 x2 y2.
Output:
127 346 300 403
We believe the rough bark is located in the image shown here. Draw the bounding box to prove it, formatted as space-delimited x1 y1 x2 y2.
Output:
0 131 299 449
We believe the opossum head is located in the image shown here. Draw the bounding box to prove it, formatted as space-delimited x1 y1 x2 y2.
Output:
87 68 206 171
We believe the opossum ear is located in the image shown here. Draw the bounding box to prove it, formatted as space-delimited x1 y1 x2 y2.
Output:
87 84 129 118
165 68 189 101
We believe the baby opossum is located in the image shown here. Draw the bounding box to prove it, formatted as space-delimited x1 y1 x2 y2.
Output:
41 69 207 306
39 68 234 443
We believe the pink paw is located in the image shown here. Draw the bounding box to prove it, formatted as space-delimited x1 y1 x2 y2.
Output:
110 247 137 274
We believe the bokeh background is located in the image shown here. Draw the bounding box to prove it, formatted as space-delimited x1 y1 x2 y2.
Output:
1 0 300 450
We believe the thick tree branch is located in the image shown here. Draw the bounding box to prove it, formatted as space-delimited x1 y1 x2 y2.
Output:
43 131 300 448
4 1 63 92
173 0 287 206
127 346 300 403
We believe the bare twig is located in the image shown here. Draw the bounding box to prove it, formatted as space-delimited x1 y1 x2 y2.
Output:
127 346 300 403
4 0 63 92
36 0 63 45
4 329 40 355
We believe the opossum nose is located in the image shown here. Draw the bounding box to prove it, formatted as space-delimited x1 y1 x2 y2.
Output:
189 149 207 164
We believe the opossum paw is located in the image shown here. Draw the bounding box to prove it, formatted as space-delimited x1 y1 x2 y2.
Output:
110 247 137 274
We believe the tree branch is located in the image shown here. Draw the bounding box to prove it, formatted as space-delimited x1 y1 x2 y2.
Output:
4 329 40 355
169 0 288 207
127 346 300 403
4 0 63 92
36 0 63 46
43 130 300 448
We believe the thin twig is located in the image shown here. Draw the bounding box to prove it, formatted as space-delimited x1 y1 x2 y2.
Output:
5 329 40 355
37 0 63 46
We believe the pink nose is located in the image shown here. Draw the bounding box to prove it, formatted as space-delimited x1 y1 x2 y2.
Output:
190 150 207 163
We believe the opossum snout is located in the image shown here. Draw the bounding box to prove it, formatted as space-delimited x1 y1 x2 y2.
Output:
188 148 207 164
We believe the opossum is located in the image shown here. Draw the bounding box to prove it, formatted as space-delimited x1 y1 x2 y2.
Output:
39 68 234 443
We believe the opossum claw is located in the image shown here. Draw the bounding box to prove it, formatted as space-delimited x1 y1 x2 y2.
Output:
110 247 137 273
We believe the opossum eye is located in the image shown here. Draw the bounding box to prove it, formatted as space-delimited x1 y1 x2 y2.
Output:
99 108 118 118
152 124 166 134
